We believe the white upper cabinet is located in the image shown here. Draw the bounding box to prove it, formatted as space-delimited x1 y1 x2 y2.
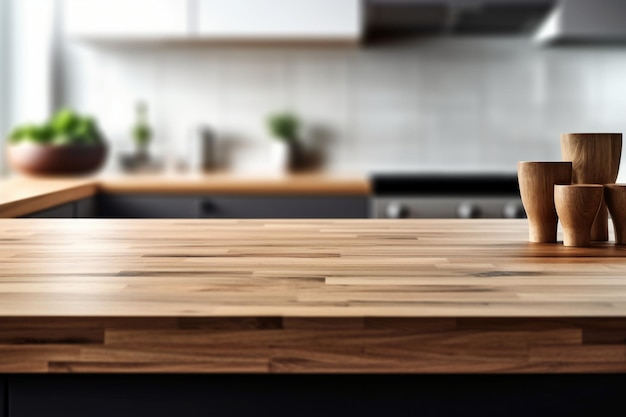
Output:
196 0 362 41
63 0 363 43
63 0 190 39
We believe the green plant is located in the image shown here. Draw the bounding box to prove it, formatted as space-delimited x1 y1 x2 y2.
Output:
132 101 152 148
9 108 104 146
267 112 299 142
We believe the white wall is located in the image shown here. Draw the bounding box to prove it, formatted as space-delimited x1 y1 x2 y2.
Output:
1 0 56 129
8 0 56 127
61 37 626 179
0 0 56 175
0 0 9 174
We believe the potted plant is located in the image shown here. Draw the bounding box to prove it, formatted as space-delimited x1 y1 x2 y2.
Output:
7 109 107 176
267 112 303 171
132 101 152 160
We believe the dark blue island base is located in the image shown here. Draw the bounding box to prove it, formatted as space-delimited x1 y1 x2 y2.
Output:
1 374 625 417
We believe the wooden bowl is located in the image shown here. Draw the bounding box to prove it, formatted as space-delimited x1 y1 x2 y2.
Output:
7 142 107 176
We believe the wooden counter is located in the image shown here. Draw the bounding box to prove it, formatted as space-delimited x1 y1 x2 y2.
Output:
0 178 97 218
0 174 371 218
1 219 626 373
98 173 371 195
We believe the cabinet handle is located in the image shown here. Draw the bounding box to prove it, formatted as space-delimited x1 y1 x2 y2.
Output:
201 200 216 211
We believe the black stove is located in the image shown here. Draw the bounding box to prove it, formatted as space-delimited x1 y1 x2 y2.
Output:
371 173 525 219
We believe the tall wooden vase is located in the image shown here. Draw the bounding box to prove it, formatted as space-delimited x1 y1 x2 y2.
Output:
561 133 622 241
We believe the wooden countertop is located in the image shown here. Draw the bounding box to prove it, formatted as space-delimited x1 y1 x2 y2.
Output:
2 218 626 373
0 173 371 217
1 218 625 318
0 177 97 218
97 173 371 195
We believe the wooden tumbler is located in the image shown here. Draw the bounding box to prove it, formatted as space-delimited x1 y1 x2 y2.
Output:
517 161 572 243
604 184 626 245
561 133 622 241
554 184 603 247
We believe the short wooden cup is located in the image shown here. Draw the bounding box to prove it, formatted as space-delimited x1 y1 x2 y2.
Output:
554 184 603 247
604 184 626 245
517 161 572 243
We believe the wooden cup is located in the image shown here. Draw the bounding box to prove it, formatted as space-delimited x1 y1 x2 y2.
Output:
517 161 572 243
554 184 603 247
604 184 626 245
561 133 622 241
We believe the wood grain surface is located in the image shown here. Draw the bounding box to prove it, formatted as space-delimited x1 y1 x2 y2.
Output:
97 173 371 196
561 133 622 241
554 184 603 247
1 218 626 373
1 218 626 318
1 316 625 373
605 184 626 245
0 178 97 218
517 161 572 243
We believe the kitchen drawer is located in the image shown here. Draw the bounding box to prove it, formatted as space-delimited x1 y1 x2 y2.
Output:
7 374 625 417
22 198 96 219
96 195 200 218
0 377 5 417
96 195 368 219
24 202 75 218
75 197 96 218
199 196 369 218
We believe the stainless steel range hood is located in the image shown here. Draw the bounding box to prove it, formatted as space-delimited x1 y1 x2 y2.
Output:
366 0 554 38
535 0 626 44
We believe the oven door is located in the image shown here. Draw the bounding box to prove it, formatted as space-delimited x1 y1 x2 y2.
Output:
371 173 525 219
372 196 525 219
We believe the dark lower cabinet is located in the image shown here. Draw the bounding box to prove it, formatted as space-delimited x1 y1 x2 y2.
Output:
25 195 369 219
23 198 95 218
0 377 5 417
23 203 75 218
74 197 96 218
6 374 626 417
199 196 369 218
96 195 200 218
97 195 369 218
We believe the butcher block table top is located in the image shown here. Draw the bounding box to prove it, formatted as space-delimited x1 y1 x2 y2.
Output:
2 218 626 373
1 218 625 318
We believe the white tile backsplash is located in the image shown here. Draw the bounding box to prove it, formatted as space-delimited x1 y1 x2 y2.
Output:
220 52 289 110
61 37 626 179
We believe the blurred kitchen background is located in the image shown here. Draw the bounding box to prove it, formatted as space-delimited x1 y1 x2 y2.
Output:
1 0 626 178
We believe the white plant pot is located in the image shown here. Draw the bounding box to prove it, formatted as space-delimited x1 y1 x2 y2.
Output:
266 140 289 174
229 140 288 175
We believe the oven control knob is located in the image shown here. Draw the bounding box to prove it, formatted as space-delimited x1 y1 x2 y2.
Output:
386 202 410 219
503 202 526 219
457 202 481 219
